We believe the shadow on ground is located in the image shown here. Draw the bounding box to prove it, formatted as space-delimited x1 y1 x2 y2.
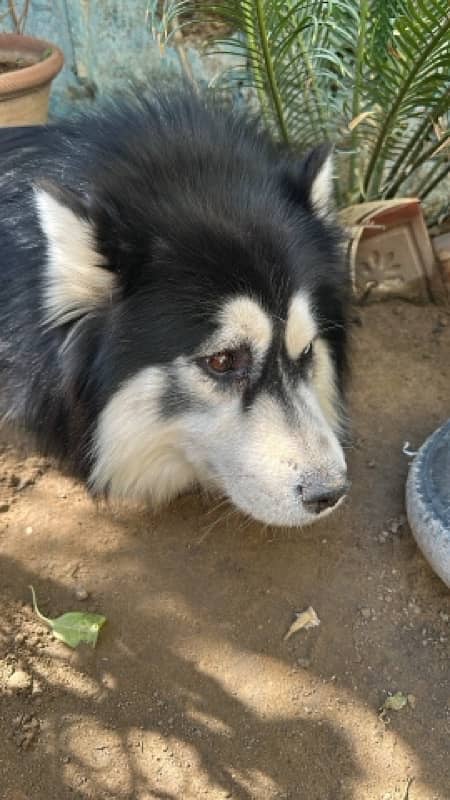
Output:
1 302 449 800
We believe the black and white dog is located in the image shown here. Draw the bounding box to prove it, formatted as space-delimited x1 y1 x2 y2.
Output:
0 91 350 526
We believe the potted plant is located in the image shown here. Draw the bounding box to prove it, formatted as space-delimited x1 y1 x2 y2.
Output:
166 0 450 302
0 1 64 125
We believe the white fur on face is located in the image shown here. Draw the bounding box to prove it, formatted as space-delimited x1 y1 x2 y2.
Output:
90 294 345 527
285 293 342 433
90 368 197 503
35 187 117 327
285 293 317 360
312 338 342 433
180 368 346 527
89 295 272 505
204 296 272 358
310 152 334 217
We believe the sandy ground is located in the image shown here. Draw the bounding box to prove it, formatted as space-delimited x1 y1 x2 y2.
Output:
0 301 449 800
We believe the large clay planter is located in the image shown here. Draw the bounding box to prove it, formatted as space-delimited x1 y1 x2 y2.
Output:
0 33 64 126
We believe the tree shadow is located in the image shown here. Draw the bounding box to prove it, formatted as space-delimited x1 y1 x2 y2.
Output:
1 552 362 800
1 302 450 799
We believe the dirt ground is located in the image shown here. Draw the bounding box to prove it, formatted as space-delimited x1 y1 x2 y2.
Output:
1 301 449 800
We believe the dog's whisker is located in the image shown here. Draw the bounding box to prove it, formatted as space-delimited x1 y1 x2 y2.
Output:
197 504 242 543
203 497 232 517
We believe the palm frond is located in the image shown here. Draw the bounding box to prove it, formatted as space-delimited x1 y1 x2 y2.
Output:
166 1 355 149
361 0 450 199
164 0 449 210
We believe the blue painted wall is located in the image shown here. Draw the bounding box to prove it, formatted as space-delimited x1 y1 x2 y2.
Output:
0 1 233 117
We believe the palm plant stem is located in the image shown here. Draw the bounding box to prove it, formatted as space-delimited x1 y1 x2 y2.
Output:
383 88 450 196
292 12 328 142
245 11 273 121
349 0 369 198
418 162 450 200
385 131 450 198
254 0 289 142
381 90 450 191
383 117 433 190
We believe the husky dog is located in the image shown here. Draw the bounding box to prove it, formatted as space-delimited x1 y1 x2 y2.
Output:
0 91 350 527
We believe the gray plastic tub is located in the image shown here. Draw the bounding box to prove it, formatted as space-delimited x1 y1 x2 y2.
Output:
406 420 450 588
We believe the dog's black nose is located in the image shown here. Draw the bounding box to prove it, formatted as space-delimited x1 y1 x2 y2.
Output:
300 480 349 514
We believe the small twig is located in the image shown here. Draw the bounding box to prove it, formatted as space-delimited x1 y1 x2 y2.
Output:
7 0 20 32
6 0 30 35
403 776 414 800
358 280 378 305
18 0 30 34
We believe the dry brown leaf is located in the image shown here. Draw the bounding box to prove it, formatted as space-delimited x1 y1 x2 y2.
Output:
348 111 374 131
284 606 320 641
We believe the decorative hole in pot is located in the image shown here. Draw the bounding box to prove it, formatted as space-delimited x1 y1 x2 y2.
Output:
339 199 445 304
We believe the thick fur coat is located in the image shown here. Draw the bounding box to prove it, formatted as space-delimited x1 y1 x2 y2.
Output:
0 91 350 526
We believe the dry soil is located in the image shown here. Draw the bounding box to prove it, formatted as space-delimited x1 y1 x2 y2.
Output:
1 301 449 800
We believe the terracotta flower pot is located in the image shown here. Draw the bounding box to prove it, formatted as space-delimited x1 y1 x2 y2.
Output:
0 33 64 126
339 198 445 304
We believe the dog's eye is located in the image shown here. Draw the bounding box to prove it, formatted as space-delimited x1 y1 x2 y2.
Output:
201 347 251 379
207 351 235 374
300 342 313 361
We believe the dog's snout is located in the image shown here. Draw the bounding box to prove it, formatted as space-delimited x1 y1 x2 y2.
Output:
299 479 349 515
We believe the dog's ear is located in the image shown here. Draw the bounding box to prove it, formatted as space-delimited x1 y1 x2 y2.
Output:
282 143 334 218
34 179 118 327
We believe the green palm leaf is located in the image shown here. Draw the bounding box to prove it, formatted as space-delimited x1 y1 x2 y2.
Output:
360 0 449 199
166 1 353 149
164 0 449 209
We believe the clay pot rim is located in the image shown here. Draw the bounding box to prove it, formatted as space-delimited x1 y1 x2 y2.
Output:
0 33 64 96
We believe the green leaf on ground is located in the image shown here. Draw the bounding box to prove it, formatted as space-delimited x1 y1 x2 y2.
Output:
29 585 106 649
382 691 408 712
